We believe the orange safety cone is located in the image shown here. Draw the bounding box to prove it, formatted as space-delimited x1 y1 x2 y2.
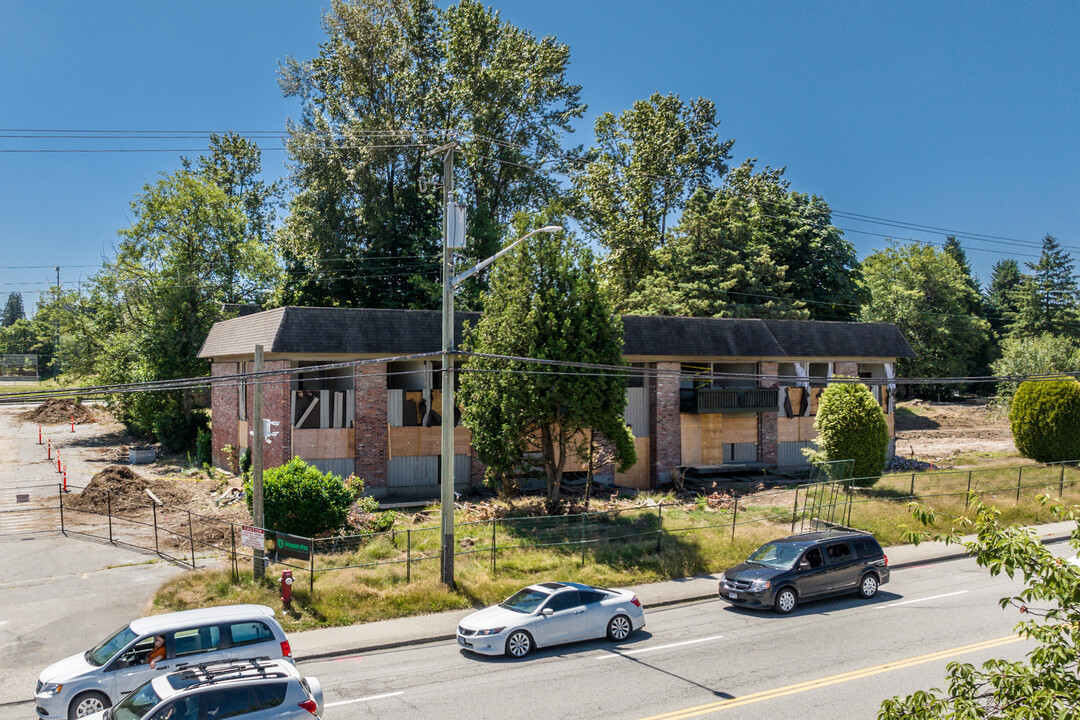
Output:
47 439 51 460
63 465 67 493
71 415 75 433
57 454 62 473
39 426 42 444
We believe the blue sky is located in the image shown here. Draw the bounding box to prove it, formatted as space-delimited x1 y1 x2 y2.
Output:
2 1 1078 310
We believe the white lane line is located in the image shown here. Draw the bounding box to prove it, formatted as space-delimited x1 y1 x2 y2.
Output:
874 590 969 610
596 634 724 660
324 691 405 708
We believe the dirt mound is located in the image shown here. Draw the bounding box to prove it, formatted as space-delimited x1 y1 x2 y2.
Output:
23 398 96 425
67 465 191 514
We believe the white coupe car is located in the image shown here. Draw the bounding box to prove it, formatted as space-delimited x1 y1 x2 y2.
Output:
456 581 646 658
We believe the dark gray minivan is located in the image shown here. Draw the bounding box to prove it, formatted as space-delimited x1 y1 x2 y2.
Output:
718 530 889 614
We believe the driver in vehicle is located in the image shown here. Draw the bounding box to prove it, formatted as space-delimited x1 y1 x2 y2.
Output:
147 635 167 669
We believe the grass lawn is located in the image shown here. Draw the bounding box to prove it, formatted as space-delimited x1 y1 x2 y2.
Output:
0 379 63 396
149 460 1080 632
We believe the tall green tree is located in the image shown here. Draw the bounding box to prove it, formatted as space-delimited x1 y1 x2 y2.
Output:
2 292 25 327
573 92 732 307
860 242 991 391
624 188 805 319
459 221 636 503
1007 234 1080 338
277 0 585 310
984 259 1023 335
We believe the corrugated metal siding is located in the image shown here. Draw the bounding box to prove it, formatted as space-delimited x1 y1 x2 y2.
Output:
307 458 355 478
779 441 814 468
723 443 758 463
387 455 472 487
387 389 404 427
625 387 648 438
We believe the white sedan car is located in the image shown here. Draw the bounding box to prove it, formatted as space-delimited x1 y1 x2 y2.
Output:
457 581 646 658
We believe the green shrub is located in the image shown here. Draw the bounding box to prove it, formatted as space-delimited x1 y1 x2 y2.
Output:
153 409 208 452
991 333 1080 408
805 381 889 485
195 427 212 466
239 447 252 475
244 457 357 537
1009 378 1080 463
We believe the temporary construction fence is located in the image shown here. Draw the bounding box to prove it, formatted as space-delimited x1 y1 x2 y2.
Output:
17 458 1080 599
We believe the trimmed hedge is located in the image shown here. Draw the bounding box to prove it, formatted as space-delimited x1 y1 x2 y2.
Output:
807 381 889 486
245 457 357 537
1010 378 1080 463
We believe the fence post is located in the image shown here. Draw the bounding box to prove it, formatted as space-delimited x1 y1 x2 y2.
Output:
58 483 65 535
491 521 497 575
846 481 854 526
656 503 663 553
309 542 315 599
107 490 113 544
1060 463 1066 497
230 525 237 582
731 497 738 541
188 510 195 569
965 470 973 509
407 529 412 583
909 473 916 498
791 486 798 532
1016 467 1023 504
581 511 587 567
152 499 159 555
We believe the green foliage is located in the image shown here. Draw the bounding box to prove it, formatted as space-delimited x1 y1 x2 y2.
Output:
1006 235 1080 338
277 0 584 310
860 242 992 390
985 259 1023 336
2 292 25 327
244 457 357 537
153 409 209 453
572 92 732 307
239 447 252 475
195 427 213 467
805 382 889 484
459 224 636 502
1008 378 1080 463
991 333 1080 407
880 497 1080 719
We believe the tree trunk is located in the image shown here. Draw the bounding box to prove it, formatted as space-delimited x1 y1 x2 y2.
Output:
540 424 565 504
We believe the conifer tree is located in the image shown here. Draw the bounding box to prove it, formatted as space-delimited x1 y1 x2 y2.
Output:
1007 235 1080 337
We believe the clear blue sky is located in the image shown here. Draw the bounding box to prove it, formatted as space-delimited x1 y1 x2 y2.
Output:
2 1 1078 310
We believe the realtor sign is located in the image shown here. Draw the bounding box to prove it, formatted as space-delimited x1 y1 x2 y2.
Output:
240 525 264 551
266 531 312 563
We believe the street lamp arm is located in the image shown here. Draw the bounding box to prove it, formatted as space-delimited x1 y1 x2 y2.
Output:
451 225 562 287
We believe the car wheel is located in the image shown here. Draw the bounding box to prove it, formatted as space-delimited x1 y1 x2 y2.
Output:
607 614 632 642
505 630 533 658
69 691 110 720
774 587 798 614
859 573 879 599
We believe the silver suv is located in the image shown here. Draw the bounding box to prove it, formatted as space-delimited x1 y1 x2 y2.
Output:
83 658 322 720
36 604 292 719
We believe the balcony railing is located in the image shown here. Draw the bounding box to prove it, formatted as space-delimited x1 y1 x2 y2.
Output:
680 387 779 413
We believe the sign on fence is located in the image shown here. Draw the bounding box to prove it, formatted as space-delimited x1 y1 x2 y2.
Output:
240 525 264 550
266 531 311 563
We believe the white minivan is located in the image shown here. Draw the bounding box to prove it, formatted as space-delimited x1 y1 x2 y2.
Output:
35 604 292 720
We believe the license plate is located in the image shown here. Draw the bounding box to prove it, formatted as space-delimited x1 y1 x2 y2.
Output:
457 637 467 646
729 592 738 600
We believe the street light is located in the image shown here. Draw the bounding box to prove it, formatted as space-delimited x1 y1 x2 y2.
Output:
439 224 563 588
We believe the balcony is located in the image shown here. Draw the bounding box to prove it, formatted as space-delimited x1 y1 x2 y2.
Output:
680 387 779 414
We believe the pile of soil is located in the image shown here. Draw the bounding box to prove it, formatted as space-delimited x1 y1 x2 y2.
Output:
67 465 191 514
23 398 96 425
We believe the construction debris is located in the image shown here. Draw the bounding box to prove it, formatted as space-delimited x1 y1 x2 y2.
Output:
23 398 96 425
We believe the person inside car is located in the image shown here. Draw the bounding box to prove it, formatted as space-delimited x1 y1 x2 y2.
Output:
147 635 166 669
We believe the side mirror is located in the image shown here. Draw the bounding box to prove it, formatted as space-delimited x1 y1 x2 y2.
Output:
798 560 810 571
541 608 554 617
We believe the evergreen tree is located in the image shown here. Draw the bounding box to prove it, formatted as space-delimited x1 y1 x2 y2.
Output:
1007 234 1080 337
985 259 1023 335
2 292 25 327
943 236 981 310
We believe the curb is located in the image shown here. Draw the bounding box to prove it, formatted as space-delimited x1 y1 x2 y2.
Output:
293 532 1075 663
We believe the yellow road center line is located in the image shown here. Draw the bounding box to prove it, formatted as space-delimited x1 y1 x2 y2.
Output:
639 634 1023 720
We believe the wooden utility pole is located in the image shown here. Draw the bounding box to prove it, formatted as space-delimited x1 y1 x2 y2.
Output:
252 344 265 578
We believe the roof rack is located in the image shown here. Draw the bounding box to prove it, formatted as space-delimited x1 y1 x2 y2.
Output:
170 657 289 689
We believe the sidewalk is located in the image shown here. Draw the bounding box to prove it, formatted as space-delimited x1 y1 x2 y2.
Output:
289 521 1077 662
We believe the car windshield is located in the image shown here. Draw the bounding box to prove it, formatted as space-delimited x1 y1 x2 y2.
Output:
746 542 801 570
110 680 163 720
500 588 550 614
87 625 139 667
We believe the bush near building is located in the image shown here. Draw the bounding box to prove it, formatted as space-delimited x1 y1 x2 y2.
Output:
806 380 889 485
1009 378 1080 463
245 457 357 537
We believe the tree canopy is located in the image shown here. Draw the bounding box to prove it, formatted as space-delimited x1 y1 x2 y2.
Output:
2 292 25 327
1007 234 1080 338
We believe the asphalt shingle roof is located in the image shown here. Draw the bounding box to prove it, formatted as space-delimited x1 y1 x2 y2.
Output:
198 307 914 359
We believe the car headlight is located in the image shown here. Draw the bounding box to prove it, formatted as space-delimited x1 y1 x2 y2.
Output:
475 627 505 636
748 578 771 591
719 573 727 586
39 683 63 695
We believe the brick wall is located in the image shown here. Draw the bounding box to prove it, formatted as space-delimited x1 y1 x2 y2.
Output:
757 361 779 465
650 362 682 485
834 361 858 377
355 362 388 487
211 362 239 471
260 361 293 470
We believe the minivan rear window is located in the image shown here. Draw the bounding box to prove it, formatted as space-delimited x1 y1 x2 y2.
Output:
229 621 273 647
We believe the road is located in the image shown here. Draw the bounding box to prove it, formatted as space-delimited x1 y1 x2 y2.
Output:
299 552 1035 720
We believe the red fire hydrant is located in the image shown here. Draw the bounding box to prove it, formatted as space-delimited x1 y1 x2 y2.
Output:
281 570 294 608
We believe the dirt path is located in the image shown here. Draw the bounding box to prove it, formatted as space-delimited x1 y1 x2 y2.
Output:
894 399 1016 465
